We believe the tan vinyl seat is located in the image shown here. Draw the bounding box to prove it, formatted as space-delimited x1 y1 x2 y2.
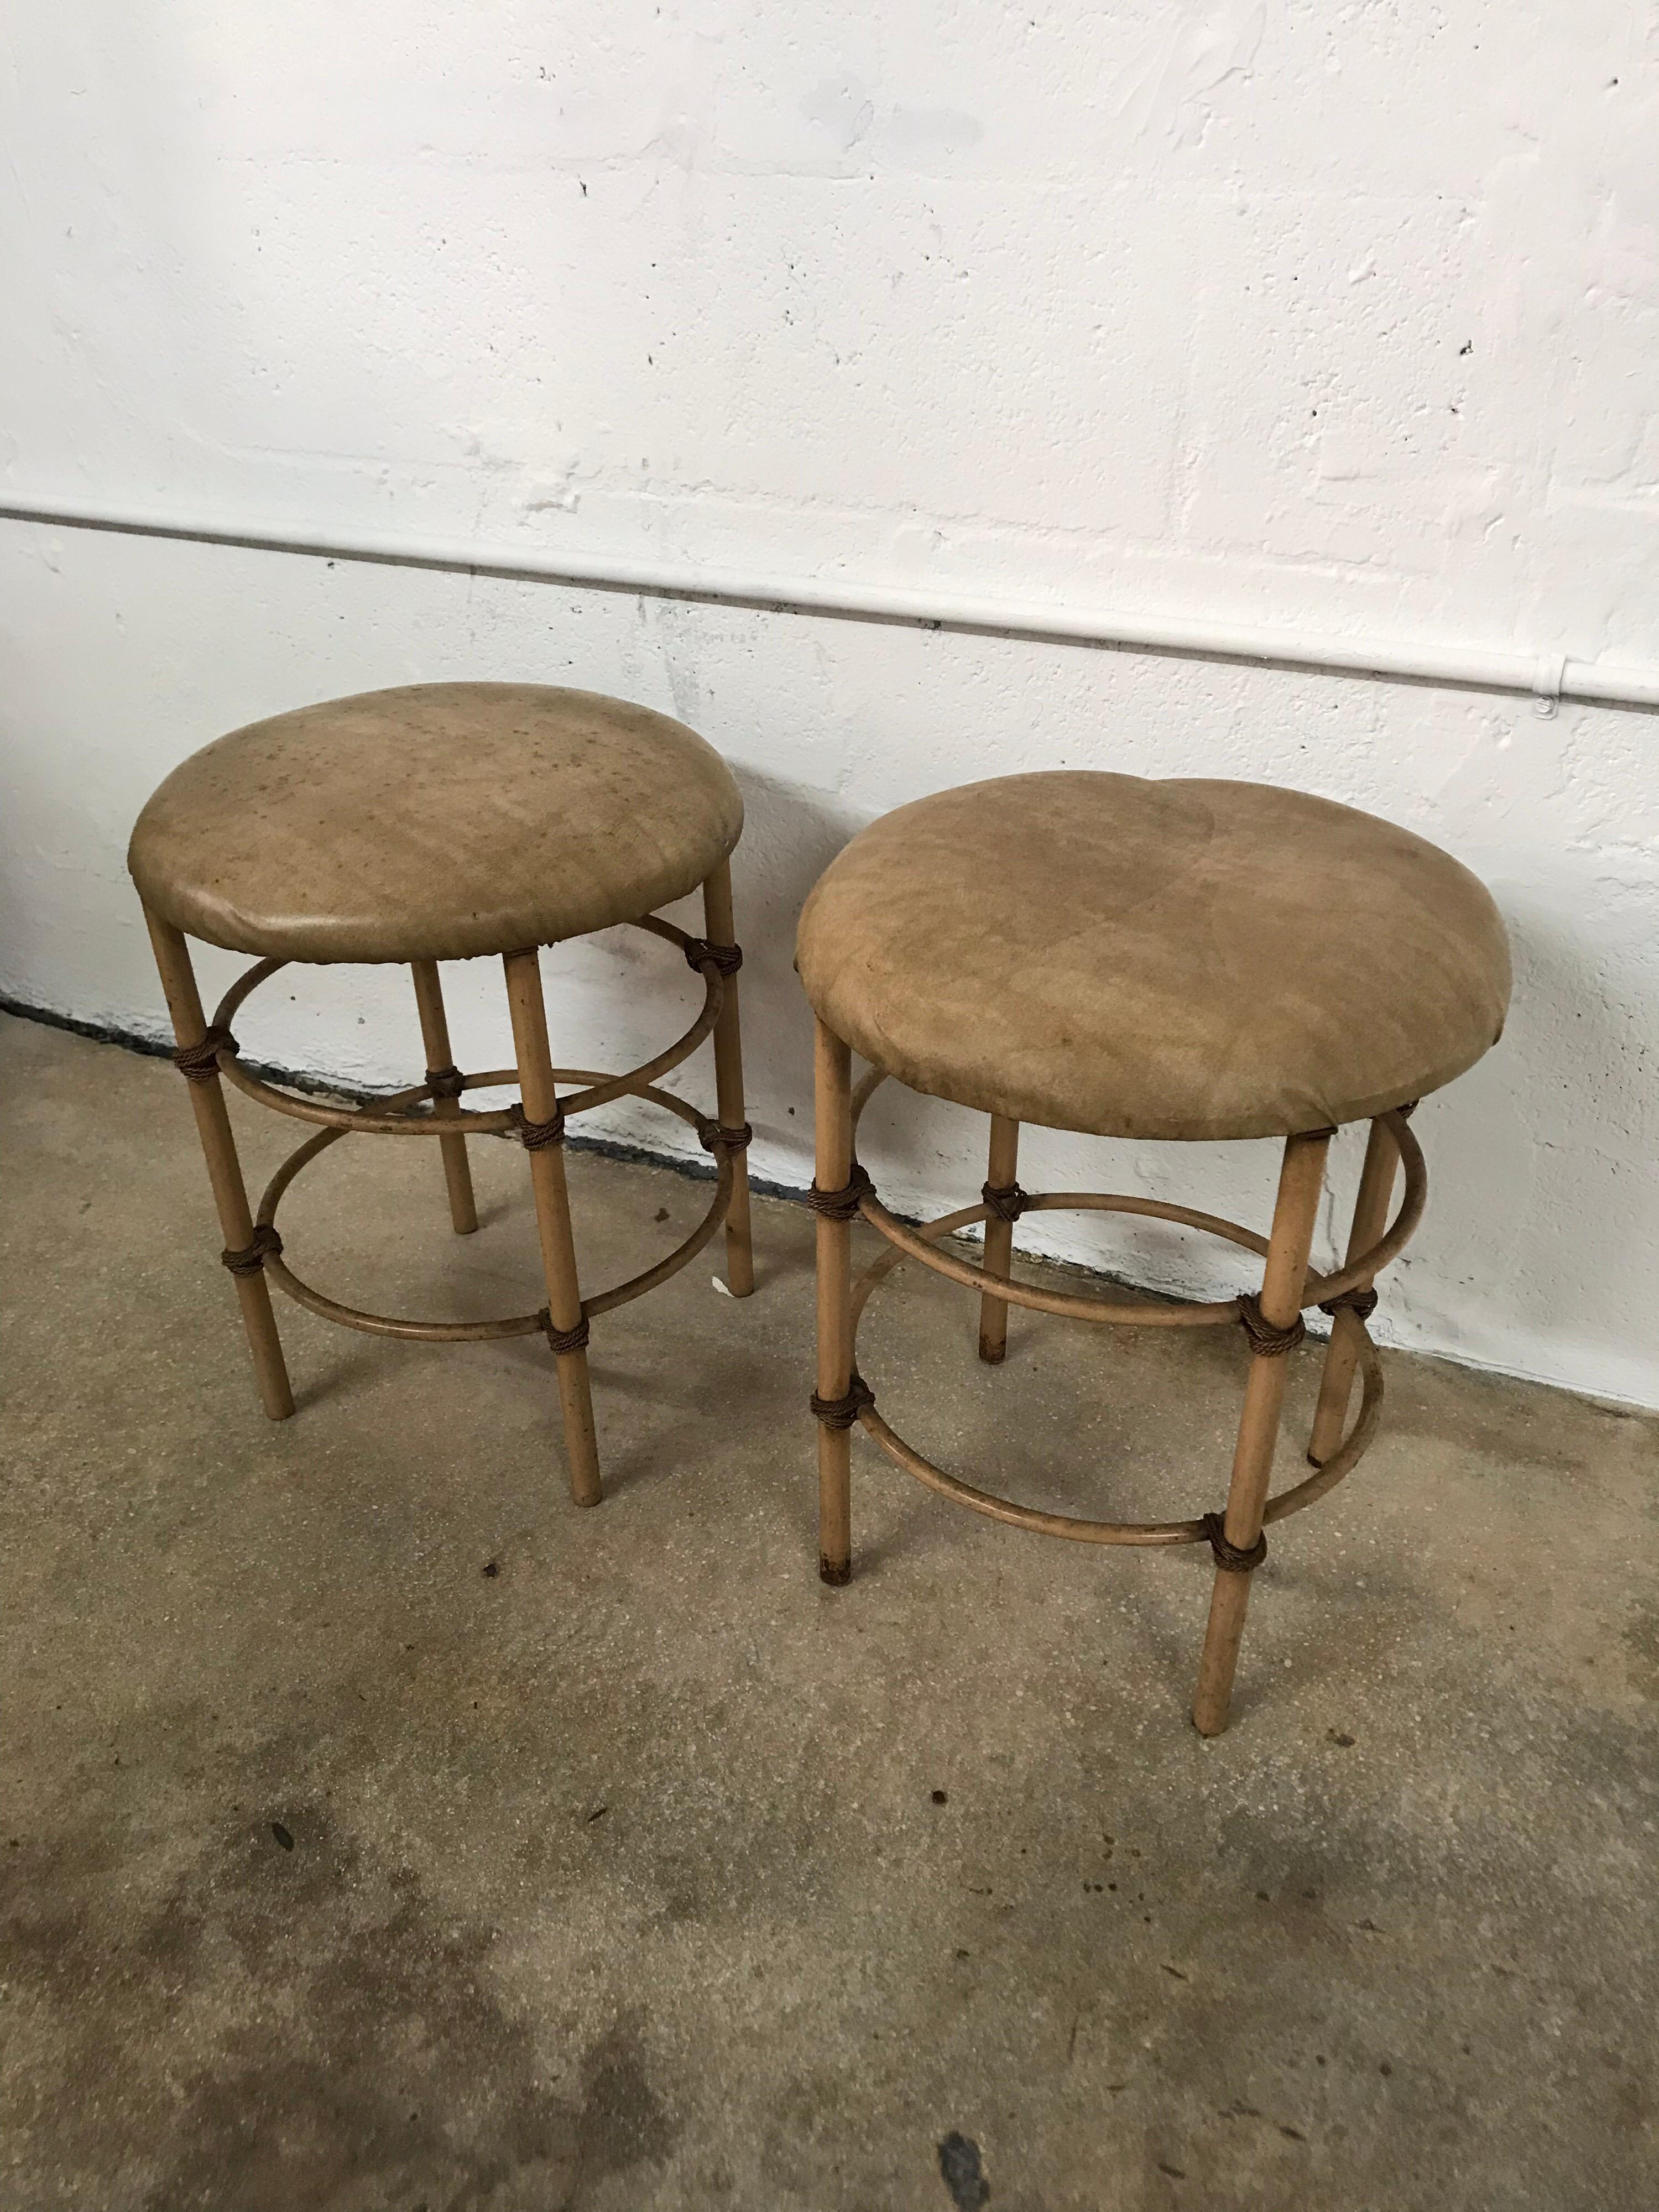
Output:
128 679 756 1510
129 682 745 964
796 771 1511 1142
799 767 1511 1737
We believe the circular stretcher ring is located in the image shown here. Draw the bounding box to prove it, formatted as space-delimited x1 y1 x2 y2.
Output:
196 923 739 1345
840 1093 1420 1547
208 915 727 1135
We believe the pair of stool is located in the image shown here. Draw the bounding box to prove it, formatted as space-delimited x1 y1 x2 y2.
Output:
129 684 1510 1732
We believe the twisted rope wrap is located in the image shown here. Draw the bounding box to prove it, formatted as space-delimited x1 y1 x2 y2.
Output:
1237 1295 1307 1357
222 1223 282 1277
425 1065 466 1100
684 937 743 978
1200 1512 1267 1573
543 1312 591 1355
509 1102 566 1150
174 1027 236 1082
806 1164 874 1221
698 1118 753 1156
811 1374 875 1430
981 1181 1029 1224
1319 1286 1379 1322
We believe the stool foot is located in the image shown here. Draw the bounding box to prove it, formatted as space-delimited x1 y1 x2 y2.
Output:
818 1425 853 1585
410 959 478 1235
554 1353 603 1507
977 1114 1020 1363
1192 1579 1250 1738
1191 1126 1331 1735
1307 1117 1397 1467
503 948 603 1506
147 910 295 1421
813 1020 856 1579
702 857 754 1296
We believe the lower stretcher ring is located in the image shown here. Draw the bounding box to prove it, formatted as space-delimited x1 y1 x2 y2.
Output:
846 1191 1386 1547
254 1066 734 1345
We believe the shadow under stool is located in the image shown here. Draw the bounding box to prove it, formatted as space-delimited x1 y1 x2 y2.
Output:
795 769 1512 1734
127 680 755 1503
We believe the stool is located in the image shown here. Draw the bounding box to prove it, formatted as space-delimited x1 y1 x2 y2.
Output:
128 681 755 1503
796 771 1510 1734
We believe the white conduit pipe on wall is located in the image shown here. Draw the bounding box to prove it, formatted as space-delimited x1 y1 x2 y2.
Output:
4 494 1658 712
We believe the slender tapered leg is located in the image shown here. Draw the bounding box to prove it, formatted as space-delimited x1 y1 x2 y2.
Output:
702 857 754 1296
978 1113 1021 1364
1191 1128 1332 1736
502 949 602 1506
1306 1118 1395 1467
813 1020 855 1584
144 909 294 1420
410 959 478 1236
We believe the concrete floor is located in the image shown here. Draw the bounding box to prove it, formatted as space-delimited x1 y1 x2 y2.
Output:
2 1011 1655 2211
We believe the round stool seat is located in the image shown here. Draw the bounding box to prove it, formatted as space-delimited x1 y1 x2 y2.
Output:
796 771 1510 1141
128 682 744 963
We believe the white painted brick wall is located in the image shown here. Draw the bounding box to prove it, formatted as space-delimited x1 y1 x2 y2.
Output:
3 4 1656 1404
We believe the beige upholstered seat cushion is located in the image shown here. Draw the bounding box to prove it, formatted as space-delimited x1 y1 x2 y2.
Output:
796 772 1510 1142
128 683 744 963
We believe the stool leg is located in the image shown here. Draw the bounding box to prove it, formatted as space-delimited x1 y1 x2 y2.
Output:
1307 1117 1395 1466
144 910 294 1421
702 857 754 1296
1191 1128 1331 1737
409 960 478 1236
978 1113 1021 1364
815 1019 855 1585
502 948 603 1507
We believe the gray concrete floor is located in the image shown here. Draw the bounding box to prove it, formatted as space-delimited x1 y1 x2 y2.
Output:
2 1011 1655 2211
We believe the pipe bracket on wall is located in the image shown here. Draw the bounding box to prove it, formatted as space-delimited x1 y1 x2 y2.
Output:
1533 654 1566 719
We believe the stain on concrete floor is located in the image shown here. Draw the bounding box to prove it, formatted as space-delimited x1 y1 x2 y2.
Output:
2 1014 1655 2209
